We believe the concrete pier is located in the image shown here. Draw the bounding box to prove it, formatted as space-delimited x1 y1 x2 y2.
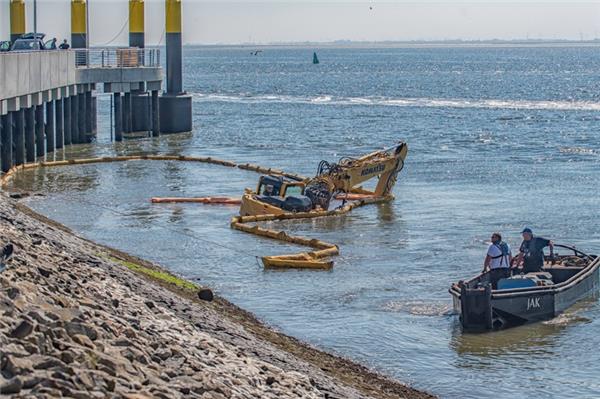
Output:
1 46 162 171
160 0 192 134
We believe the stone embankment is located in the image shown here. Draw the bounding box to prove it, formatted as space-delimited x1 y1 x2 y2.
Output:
0 193 434 399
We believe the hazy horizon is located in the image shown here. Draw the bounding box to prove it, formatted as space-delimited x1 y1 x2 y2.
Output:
1 1 600 46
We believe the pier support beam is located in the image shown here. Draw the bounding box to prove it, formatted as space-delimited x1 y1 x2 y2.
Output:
71 94 79 144
35 105 45 159
14 109 25 166
160 0 192 134
78 92 86 143
64 97 72 146
123 92 132 134
151 90 160 137
56 99 64 149
1 113 13 173
25 107 35 163
85 91 93 142
46 101 55 153
114 93 123 142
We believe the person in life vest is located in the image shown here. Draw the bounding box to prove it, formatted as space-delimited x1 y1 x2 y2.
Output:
483 232 512 289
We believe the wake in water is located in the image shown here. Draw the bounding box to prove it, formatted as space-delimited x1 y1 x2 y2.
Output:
382 300 453 317
191 92 600 111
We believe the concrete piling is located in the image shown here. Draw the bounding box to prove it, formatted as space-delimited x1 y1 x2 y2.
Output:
46 101 55 153
70 94 79 144
130 0 151 134
1 113 13 173
160 0 192 134
151 90 160 137
14 109 25 166
85 91 93 142
35 106 45 158
64 97 72 146
56 99 64 149
123 92 132 134
10 0 26 42
78 92 86 143
25 107 35 163
114 93 123 142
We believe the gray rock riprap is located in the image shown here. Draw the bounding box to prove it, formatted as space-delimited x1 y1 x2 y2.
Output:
0 193 433 399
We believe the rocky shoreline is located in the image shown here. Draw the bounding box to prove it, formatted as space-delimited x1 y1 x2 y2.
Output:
0 192 434 398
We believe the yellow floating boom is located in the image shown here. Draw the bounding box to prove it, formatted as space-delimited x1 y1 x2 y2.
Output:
0 155 393 270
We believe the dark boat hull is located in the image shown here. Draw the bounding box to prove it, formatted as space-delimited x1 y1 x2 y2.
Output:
450 255 600 331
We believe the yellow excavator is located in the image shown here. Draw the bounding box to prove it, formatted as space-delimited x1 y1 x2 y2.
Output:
239 142 408 216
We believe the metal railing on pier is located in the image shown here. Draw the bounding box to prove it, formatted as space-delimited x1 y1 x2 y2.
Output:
74 48 161 68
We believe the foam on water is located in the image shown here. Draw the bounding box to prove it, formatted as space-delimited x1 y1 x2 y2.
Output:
192 92 600 111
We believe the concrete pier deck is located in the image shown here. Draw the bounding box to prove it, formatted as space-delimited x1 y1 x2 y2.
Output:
0 48 163 172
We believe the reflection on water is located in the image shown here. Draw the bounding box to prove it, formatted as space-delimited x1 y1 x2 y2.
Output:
7 46 600 399
450 300 594 367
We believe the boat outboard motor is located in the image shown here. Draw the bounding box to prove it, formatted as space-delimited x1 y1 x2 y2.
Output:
460 284 493 331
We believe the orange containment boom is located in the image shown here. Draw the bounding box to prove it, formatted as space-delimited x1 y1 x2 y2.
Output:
151 197 242 205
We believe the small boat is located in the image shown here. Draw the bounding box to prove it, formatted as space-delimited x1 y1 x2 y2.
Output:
313 52 319 64
449 244 599 331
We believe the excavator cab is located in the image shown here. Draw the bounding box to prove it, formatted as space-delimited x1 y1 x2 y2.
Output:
256 175 304 197
240 175 312 216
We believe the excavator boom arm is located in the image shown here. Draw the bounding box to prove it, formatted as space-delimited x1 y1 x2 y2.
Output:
321 142 408 196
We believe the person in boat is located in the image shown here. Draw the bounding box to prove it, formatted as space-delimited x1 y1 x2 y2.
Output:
483 232 512 289
512 228 554 274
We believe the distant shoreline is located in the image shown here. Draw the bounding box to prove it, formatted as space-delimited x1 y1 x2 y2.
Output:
177 40 600 49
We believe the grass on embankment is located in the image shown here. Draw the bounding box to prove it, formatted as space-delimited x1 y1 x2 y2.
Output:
105 255 199 291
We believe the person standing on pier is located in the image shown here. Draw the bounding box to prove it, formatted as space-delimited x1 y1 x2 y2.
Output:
59 39 70 50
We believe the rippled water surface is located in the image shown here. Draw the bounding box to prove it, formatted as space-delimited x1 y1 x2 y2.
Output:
10 46 600 398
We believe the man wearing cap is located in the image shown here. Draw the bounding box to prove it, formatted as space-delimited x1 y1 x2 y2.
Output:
513 228 554 274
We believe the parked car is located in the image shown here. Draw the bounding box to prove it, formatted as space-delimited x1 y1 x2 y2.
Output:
10 33 52 51
0 41 11 52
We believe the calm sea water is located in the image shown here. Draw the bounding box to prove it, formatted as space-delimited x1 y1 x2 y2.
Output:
10 45 600 398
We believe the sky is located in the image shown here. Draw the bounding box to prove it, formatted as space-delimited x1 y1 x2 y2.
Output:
1 1 600 45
